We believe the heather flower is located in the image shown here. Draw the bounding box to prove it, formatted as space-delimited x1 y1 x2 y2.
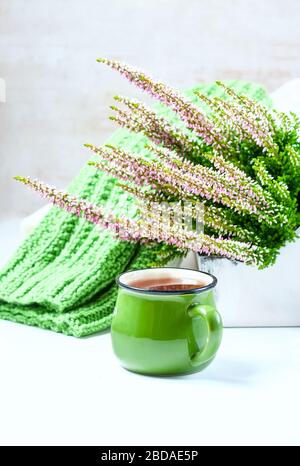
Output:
110 95 197 157
215 81 275 132
86 142 286 226
147 144 273 214
14 176 268 265
195 90 276 152
97 58 224 146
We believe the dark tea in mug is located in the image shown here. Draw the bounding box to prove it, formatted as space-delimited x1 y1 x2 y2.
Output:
130 276 206 292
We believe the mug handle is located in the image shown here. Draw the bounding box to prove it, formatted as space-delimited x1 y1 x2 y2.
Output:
187 304 223 367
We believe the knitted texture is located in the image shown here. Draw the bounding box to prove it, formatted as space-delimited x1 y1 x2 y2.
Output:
0 81 272 336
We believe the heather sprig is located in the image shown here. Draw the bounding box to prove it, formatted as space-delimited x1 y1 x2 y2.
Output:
146 144 277 219
195 91 277 153
85 142 281 224
97 58 224 147
214 80 276 144
110 95 199 159
14 176 268 265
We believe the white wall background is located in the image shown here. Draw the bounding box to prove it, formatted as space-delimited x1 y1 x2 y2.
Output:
1 0 300 219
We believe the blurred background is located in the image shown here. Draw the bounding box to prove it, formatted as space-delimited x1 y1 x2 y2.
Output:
1 0 300 220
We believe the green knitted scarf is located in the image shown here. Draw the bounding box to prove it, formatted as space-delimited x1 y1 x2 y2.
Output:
0 81 271 337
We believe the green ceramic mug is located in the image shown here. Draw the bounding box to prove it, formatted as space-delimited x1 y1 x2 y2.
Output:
111 267 223 376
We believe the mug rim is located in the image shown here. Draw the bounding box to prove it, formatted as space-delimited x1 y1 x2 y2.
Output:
116 267 217 295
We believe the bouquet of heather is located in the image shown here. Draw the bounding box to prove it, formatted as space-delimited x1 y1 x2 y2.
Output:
16 59 300 268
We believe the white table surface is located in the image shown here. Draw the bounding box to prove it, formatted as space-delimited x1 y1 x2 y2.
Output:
0 220 300 446
0 320 300 446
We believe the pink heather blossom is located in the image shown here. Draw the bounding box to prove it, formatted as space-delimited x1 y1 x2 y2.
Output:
14 176 267 265
97 58 224 146
86 143 280 225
